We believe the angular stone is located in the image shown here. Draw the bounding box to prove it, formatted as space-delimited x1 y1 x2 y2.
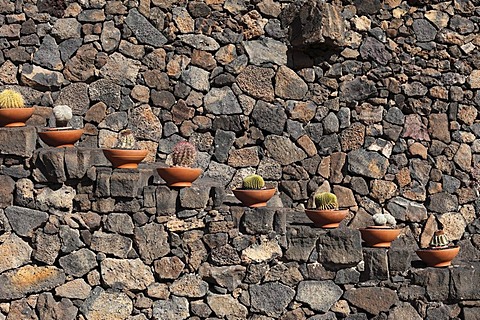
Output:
412 268 449 301
362 248 388 281
33 35 63 70
9 297 41 320
89 79 121 109
105 213 134 235
182 66 210 92
438 212 467 241
101 20 121 53
34 231 60 265
264 135 307 165
178 34 219 51
5 206 48 237
52 18 81 40
429 113 450 143
130 104 162 141
317 228 363 270
427 192 458 213
344 287 398 315
0 175 14 209
413 19 437 42
125 9 167 47
243 38 287 65
340 123 365 151
56 82 90 115
100 52 141 86
152 296 189 320
207 294 248 318
36 185 75 213
252 100 287 135
201 264 246 292
63 44 97 82
386 197 427 222
204 87 242 115
236 65 274 101
296 280 343 312
275 65 308 100
450 263 480 300
101 258 154 290
0 265 65 300
154 256 184 280
91 231 132 258
156 186 178 215
347 149 389 179
388 302 422 320
0 233 32 273
179 186 209 209
80 287 133 320
36 293 77 320
59 248 97 277
21 63 65 89
250 282 295 317
134 223 169 264
170 273 208 298
242 207 274 235
340 76 377 103
228 147 260 167
55 279 91 300
242 238 282 263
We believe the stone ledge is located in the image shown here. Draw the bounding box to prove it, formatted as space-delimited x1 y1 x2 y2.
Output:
0 127 36 158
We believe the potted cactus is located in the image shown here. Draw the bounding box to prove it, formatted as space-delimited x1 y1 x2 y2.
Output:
304 192 349 228
232 174 276 207
415 230 460 267
359 213 401 248
156 141 202 187
0 89 35 127
103 129 148 169
38 105 84 147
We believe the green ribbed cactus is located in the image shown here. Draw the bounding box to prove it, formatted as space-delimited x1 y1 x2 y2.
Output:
0 89 25 109
242 174 265 190
115 129 137 149
314 192 338 210
429 230 449 248
172 141 197 167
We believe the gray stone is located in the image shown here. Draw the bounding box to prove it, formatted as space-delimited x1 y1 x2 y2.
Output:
296 280 343 312
0 233 32 273
179 186 209 209
51 18 81 40
59 248 98 277
385 107 405 125
275 65 308 100
201 264 246 292
0 127 36 157
59 38 83 62
134 223 169 264
125 9 167 47
178 34 220 51
242 207 275 235
450 263 480 300
36 293 77 320
182 66 210 92
264 135 307 165
413 19 437 42
214 130 236 163
252 101 287 135
317 228 363 270
427 192 458 213
0 265 65 300
5 206 48 237
59 225 83 253
89 79 121 109
361 248 388 281
55 279 91 300
156 186 178 215
21 63 65 89
81 287 133 320
34 231 60 265
105 213 134 235
250 282 295 317
344 287 398 315
154 256 185 280
55 82 90 115
91 231 132 258
152 296 189 320
0 175 14 209
386 197 427 222
101 258 154 290
340 76 377 103
359 37 392 65
99 52 141 86
33 35 63 70
110 171 141 198
101 20 121 53
323 112 339 134
204 87 242 115
243 38 287 65
347 149 389 179
170 273 208 297
207 294 248 318
412 268 449 301
36 185 75 213
387 302 422 320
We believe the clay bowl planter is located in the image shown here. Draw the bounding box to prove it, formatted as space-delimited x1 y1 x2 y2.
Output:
359 226 401 248
38 128 84 148
415 246 460 267
103 149 148 169
157 166 202 187
0 107 35 127
232 188 276 208
304 208 349 228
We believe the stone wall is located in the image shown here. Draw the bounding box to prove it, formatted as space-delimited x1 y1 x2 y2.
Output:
0 0 480 319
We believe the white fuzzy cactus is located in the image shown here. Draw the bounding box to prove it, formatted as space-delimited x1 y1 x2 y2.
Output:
372 213 396 227
53 105 73 127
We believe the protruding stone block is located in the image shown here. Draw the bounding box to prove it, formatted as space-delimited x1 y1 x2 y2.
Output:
317 228 363 270
242 207 275 235
0 127 36 157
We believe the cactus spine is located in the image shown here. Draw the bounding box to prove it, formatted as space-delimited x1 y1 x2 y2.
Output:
372 213 396 227
53 105 73 127
242 174 265 190
429 230 449 248
115 129 137 149
314 192 338 210
171 141 197 167
0 89 25 109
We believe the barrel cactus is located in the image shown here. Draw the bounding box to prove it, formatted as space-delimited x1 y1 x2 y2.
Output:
115 129 137 149
372 213 396 227
242 174 265 190
0 89 25 109
171 141 197 167
52 105 73 127
429 230 449 248
314 192 338 210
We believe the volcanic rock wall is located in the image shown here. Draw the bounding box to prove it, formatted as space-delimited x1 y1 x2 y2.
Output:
0 0 480 319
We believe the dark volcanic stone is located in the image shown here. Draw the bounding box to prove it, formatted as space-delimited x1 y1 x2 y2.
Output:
450 263 480 300
344 287 398 315
359 37 392 65
125 9 167 47
252 100 287 135
340 76 377 102
427 192 458 213
5 206 48 237
250 282 295 317
347 149 389 179
412 19 437 42
214 130 236 163
317 228 363 270
412 268 449 301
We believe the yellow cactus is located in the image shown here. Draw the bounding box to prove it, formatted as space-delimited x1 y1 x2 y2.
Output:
0 89 25 109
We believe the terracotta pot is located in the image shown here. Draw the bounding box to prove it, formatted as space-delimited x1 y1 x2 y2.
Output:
157 166 202 187
304 208 349 228
103 149 148 169
359 226 401 248
232 188 276 207
38 128 84 148
0 107 35 127
416 246 460 267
